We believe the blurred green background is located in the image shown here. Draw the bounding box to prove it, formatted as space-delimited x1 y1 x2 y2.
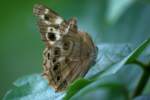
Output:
0 0 150 98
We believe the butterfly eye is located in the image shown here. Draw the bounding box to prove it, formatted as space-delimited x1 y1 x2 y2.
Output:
47 32 56 41
44 14 49 21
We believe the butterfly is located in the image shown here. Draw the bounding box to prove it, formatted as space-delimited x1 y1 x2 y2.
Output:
33 4 98 92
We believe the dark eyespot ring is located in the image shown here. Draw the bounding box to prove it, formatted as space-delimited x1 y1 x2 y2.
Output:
44 14 49 20
54 47 60 56
53 58 56 63
54 25 59 29
47 52 50 59
50 28 53 31
57 76 60 81
63 41 70 50
47 32 56 41
65 58 69 63
53 63 60 71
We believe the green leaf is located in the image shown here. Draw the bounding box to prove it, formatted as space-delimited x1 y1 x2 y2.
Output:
138 44 150 65
126 38 150 63
134 94 150 100
99 38 150 78
143 76 150 94
69 75 130 100
86 44 132 79
64 78 92 100
3 74 65 100
116 64 142 95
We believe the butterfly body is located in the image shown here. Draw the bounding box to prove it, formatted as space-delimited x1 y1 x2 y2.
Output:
33 4 97 91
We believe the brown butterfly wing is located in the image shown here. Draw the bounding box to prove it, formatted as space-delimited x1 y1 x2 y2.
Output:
33 4 66 47
51 31 97 91
33 4 97 92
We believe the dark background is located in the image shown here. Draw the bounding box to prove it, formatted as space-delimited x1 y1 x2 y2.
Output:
0 0 150 98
